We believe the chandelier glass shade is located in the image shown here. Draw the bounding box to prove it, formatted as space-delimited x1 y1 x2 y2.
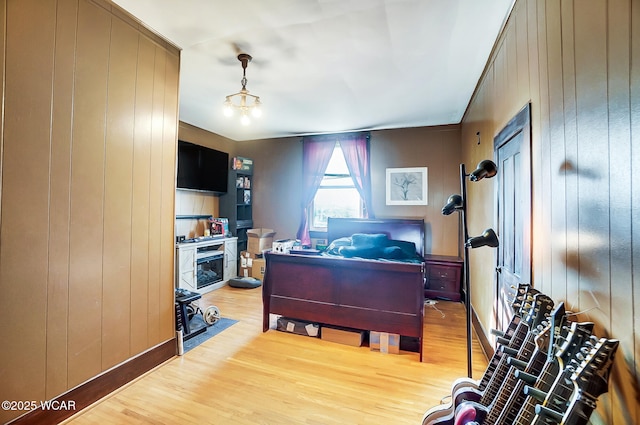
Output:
223 53 262 126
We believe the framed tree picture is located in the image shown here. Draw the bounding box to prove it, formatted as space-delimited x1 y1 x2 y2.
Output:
385 167 428 205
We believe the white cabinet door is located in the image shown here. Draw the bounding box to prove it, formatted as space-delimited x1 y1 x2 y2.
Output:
224 238 238 280
177 245 196 291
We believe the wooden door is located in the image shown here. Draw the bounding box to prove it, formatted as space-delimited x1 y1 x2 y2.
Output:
494 104 532 332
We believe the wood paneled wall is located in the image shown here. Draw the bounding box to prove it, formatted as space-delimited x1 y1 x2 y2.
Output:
0 1 179 423
461 0 638 423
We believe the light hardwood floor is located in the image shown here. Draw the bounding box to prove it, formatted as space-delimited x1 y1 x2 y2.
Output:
63 286 488 425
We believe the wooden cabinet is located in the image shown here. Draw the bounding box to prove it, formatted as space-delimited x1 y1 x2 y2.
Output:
175 237 238 295
177 245 196 290
223 238 238 280
423 254 463 302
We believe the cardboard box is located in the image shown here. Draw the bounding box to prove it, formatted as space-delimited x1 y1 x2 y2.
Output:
321 326 365 347
247 228 276 254
370 331 400 354
252 258 266 280
239 266 252 278
240 251 262 268
272 239 296 254
276 317 319 337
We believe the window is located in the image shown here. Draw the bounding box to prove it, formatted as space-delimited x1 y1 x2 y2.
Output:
310 143 364 230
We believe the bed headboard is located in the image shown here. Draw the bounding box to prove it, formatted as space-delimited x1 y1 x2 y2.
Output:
327 217 426 257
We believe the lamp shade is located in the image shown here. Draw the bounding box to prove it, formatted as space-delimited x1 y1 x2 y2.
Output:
469 160 498 181
442 194 463 215
466 228 499 248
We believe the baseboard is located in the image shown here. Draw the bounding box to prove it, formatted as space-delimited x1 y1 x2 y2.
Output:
471 307 494 361
8 338 176 425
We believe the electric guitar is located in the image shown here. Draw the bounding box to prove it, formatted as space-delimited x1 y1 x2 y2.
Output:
453 304 598 425
511 319 595 425
498 319 594 424
530 337 619 425
453 294 554 407
421 284 535 425
520 342 589 424
424 292 553 425
450 298 561 425
454 284 537 393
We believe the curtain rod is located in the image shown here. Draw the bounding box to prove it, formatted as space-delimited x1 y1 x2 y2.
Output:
299 131 371 142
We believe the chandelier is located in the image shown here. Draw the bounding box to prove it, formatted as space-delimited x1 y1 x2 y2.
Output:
223 53 262 126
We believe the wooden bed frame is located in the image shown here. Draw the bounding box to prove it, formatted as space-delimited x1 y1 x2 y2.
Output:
262 218 426 361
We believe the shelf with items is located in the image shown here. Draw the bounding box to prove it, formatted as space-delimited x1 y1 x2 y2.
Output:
220 157 254 264
239 189 251 206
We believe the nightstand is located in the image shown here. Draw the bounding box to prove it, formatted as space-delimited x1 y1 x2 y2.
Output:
423 254 463 302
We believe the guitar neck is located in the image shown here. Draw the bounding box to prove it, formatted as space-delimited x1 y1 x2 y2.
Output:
479 316 522 390
514 326 602 425
491 349 547 425
530 368 577 424
480 328 536 407
513 358 561 425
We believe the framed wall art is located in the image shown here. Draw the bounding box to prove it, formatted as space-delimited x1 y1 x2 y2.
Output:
385 167 428 205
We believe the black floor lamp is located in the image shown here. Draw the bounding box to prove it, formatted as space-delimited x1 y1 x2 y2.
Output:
441 160 499 378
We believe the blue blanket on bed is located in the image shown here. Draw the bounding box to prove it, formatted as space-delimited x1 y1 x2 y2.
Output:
324 233 422 263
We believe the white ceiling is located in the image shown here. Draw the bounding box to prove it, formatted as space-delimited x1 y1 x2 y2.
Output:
112 0 514 142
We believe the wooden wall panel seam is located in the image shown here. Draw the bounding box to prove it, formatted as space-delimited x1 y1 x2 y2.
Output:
159 51 179 340
130 33 154 355
630 1 640 423
46 0 79 399
67 0 110 390
606 1 635 424
101 14 137 371
560 0 581 323
0 0 6 221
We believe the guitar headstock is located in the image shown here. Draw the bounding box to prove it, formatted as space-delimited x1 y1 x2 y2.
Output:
511 284 540 317
571 338 619 400
535 302 566 354
510 283 530 314
556 321 595 366
523 293 554 328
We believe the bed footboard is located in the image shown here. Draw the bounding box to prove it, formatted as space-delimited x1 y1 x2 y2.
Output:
263 252 425 361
